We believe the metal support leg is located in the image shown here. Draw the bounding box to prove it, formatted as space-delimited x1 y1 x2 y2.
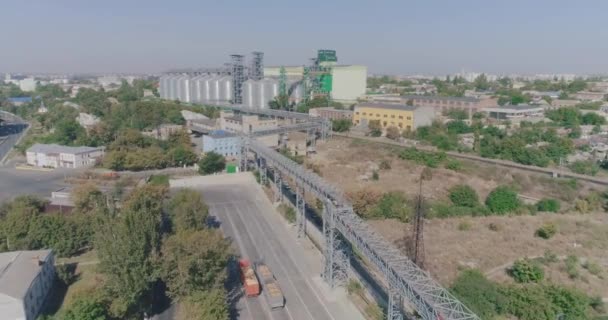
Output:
387 288 403 320
239 144 248 172
322 202 349 288
260 164 267 186
274 171 283 203
295 184 306 238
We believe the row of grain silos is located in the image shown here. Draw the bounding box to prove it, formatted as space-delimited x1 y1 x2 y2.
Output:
160 74 303 109
159 74 232 104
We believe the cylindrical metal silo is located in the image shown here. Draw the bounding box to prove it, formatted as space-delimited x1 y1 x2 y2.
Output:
219 76 232 103
209 76 220 102
242 79 255 108
259 79 278 109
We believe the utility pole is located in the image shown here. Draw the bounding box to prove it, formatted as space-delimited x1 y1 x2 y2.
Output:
411 174 426 269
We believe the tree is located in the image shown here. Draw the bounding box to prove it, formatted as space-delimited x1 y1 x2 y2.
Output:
0 196 46 251
63 296 108 320
268 94 290 110
473 74 490 91
331 119 352 132
449 185 479 207
198 152 226 175
95 185 165 318
367 120 382 137
369 192 411 222
72 183 107 215
161 229 231 299
169 189 209 232
181 289 229 320
485 186 520 214
385 126 400 140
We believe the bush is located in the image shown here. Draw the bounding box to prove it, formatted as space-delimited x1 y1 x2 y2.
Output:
458 221 472 231
536 198 560 212
509 258 545 283
565 255 580 279
449 185 479 207
379 159 391 170
485 186 520 214
386 126 400 140
582 260 604 278
541 250 558 264
536 223 557 239
369 192 411 222
488 223 502 232
450 269 506 319
372 170 379 180
444 159 462 171
569 160 599 176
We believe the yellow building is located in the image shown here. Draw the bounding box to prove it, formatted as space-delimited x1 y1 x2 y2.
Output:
352 102 435 132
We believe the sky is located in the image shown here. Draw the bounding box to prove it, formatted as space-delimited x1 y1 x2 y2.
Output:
1 0 608 75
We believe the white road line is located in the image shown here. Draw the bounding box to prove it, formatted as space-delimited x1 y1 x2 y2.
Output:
249 197 337 320
223 201 293 320
212 203 254 320
254 201 335 320
233 201 317 320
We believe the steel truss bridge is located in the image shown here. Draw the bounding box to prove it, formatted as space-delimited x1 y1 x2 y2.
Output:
197 104 479 320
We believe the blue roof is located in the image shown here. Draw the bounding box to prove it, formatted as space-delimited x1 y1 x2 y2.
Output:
208 130 236 138
7 97 32 103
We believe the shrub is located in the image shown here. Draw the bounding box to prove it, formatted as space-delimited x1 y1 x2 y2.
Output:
485 186 520 214
386 126 401 140
450 269 506 319
574 199 590 213
445 159 462 171
449 185 479 207
582 260 604 278
379 159 391 170
488 222 501 232
536 223 557 239
369 192 411 222
346 279 363 296
536 198 560 212
569 160 599 176
541 250 558 264
509 258 545 283
458 221 472 231
372 170 379 180
565 255 579 279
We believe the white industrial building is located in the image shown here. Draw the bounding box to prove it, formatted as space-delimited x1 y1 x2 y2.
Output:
26 144 105 168
0 250 55 320
18 78 37 92
264 65 367 102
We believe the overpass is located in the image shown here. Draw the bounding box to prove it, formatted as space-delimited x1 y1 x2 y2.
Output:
187 103 479 320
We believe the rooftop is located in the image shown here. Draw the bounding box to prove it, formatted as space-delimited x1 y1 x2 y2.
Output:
356 102 418 111
7 97 33 103
208 130 237 138
27 143 104 155
483 104 545 112
0 250 52 300
404 95 481 102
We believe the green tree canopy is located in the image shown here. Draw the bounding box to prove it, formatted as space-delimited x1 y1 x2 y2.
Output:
198 152 226 175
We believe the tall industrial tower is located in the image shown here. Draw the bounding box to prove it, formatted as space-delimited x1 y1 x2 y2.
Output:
250 51 264 81
231 54 245 104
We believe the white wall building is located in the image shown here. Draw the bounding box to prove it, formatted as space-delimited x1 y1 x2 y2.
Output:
0 250 55 320
26 144 105 168
18 78 37 92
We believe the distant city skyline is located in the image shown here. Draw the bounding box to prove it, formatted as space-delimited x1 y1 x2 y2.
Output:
1 0 607 75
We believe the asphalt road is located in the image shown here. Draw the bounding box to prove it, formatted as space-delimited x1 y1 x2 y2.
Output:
0 166 78 203
173 174 363 320
0 121 28 163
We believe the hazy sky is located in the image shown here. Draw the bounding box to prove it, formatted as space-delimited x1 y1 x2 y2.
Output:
1 0 607 75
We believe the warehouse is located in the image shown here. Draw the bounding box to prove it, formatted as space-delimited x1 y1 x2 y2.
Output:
26 144 105 168
353 102 435 133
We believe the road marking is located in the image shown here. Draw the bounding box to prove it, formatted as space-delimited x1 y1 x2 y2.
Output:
211 204 255 320
233 200 319 320
250 197 337 320
222 202 294 320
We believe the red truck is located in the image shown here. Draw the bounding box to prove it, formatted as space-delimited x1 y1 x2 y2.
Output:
239 259 260 297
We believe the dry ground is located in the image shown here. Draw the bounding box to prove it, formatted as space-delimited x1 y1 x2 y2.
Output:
309 137 608 298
